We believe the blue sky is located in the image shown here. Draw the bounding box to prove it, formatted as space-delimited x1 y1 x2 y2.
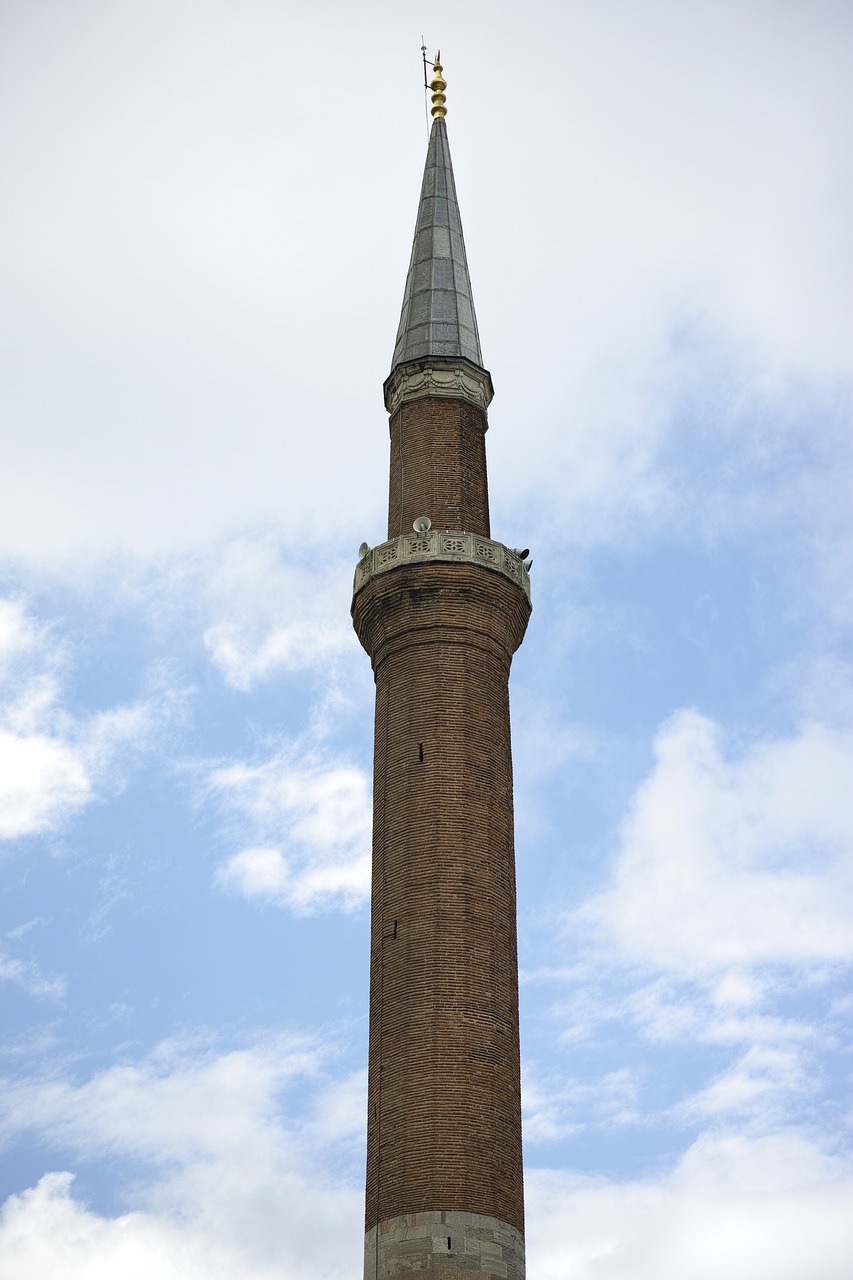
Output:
1 2 852 1276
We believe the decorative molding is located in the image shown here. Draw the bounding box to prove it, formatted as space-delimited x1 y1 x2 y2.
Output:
353 530 531 602
384 358 494 415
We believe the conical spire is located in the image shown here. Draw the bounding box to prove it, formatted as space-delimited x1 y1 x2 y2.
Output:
390 115 485 374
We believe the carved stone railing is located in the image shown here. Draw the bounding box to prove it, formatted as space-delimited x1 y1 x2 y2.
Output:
353 531 531 603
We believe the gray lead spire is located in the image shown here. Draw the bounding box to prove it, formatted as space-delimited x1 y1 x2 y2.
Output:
389 117 485 374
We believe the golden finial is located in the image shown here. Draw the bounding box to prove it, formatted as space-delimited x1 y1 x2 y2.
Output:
430 53 447 119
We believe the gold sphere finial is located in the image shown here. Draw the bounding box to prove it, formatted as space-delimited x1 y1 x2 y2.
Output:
430 53 447 119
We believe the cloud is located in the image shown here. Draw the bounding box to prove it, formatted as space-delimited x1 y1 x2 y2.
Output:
1 4 850 566
0 599 40 671
526 1129 853 1280
0 726 91 841
201 537 359 692
623 976 816 1052
5 1066 853 1280
578 710 853 975
0 601 80 836
0 945 65 1001
0 598 170 843
675 1045 808 1126
525 708 853 1144
0 1034 364 1279
211 754 371 914
523 1066 638 1145
0 1034 316 1166
0 600 90 840
0 1173 253 1280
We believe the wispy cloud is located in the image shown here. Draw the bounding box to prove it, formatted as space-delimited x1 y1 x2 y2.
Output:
210 752 371 915
578 709 853 975
674 1044 809 1127
523 1065 639 1144
0 1033 364 1279
0 598 177 844
526 1130 853 1280
523 705 853 1147
625 976 817 1051
201 537 359 693
0 943 65 1001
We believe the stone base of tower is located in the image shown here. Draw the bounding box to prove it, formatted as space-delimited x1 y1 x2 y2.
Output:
364 1211 525 1280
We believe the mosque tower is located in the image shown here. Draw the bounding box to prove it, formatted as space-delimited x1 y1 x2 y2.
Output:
351 57 531 1280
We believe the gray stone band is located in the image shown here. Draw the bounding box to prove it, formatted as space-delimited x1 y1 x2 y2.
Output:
384 358 494 414
353 531 531 603
364 1210 525 1279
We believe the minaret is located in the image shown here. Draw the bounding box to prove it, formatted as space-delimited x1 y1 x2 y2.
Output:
352 57 531 1280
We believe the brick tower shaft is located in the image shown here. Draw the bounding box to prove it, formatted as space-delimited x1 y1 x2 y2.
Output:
353 64 530 1280
386 373 491 538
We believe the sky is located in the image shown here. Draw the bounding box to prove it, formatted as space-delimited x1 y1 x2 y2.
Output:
1 1 852 1276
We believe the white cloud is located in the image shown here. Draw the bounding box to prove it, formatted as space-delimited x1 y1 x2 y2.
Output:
0 1173 255 1280
532 709 853 1141
0 728 91 840
579 710 853 975
622 976 816 1051
0 598 169 843
676 1045 807 1125
0 947 65 1001
712 970 765 1010
523 1066 638 1144
5 1069 853 1280
201 537 359 692
301 1067 368 1149
211 755 371 913
0 1034 316 1166
0 601 89 840
0 1034 364 1280
526 1129 853 1280
482 0 853 564
0 600 39 671
0 4 850 565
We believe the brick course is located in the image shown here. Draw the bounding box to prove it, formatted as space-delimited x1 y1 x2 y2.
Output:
387 396 490 538
353 558 530 1238
355 386 529 1277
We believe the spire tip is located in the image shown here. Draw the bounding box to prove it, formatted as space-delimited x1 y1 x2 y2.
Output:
430 54 447 119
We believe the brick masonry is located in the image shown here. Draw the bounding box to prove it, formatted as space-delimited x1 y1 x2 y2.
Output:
387 395 490 538
353 392 530 1280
